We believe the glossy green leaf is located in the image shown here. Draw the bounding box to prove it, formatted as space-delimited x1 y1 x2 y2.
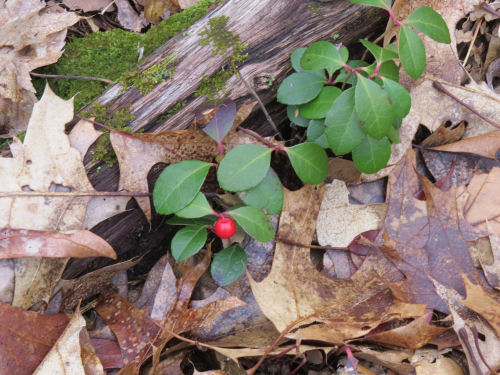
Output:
300 41 347 71
287 105 310 127
277 72 325 105
387 124 400 143
352 136 391 174
405 6 451 43
217 144 271 192
202 100 236 143
153 160 211 215
239 168 283 215
325 88 365 155
355 75 393 139
286 142 328 184
228 206 274 242
399 25 426 79
211 245 247 286
360 39 398 63
175 192 212 218
382 77 411 118
171 225 207 261
307 119 328 149
291 47 307 71
364 61 399 83
349 0 391 9
335 60 369 85
300 86 342 119
167 215 215 227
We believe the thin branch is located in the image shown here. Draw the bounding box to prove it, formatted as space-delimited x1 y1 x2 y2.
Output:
237 69 280 135
30 72 115 85
0 191 150 198
430 77 500 104
161 326 221 352
276 236 348 252
432 81 500 129
237 126 281 149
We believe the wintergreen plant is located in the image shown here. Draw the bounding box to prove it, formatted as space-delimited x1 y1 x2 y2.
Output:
278 0 450 173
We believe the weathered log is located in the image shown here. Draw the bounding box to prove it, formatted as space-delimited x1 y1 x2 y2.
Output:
67 0 387 275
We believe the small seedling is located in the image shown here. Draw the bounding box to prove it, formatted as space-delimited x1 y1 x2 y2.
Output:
278 1 450 173
214 216 237 239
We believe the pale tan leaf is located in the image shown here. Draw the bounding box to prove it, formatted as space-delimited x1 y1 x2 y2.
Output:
116 0 147 32
431 131 500 160
69 118 103 160
62 0 114 12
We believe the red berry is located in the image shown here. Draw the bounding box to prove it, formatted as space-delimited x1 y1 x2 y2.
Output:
214 216 236 239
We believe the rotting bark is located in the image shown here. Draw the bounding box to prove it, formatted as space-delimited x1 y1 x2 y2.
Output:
69 0 387 274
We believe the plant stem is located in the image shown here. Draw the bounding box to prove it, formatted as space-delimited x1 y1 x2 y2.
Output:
236 126 279 148
30 72 115 85
276 236 348 251
432 81 500 129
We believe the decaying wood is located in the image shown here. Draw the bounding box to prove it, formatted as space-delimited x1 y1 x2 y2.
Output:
89 0 386 133
74 0 387 271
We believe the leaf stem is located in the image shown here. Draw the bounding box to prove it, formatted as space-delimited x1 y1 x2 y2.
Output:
386 8 402 26
236 126 279 149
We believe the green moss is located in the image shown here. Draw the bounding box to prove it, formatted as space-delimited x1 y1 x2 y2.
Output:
159 100 188 121
119 52 178 95
195 15 248 101
80 103 136 166
32 0 223 111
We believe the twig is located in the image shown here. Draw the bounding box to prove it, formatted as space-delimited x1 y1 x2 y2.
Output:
30 72 115 85
161 326 221 352
463 19 482 68
237 69 280 135
276 236 348 252
429 77 500 104
432 81 500 129
237 126 281 149
0 191 150 198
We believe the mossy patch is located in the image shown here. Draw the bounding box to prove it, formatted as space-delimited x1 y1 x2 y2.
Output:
32 0 222 111
195 15 248 101
80 103 137 166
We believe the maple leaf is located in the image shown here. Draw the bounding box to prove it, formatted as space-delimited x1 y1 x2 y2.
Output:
0 0 78 137
378 149 480 312
249 184 425 345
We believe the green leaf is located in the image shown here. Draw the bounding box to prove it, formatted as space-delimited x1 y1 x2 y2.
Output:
239 168 283 215
399 25 426 79
217 144 271 192
349 0 391 9
299 86 341 119
286 142 328 184
300 41 348 71
325 88 365 155
382 77 411 118
335 60 369 85
153 160 211 215
364 61 399 83
211 245 247 286
287 105 310 127
228 206 275 242
167 216 216 227
277 72 325 105
352 136 391 174
202 100 236 143
355 75 393 139
405 6 451 43
171 225 207 261
175 192 212 218
307 119 328 149
291 47 307 71
360 39 398 63
387 124 400 143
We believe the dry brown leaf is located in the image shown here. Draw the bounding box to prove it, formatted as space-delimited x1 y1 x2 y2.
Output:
0 229 115 259
414 356 463 375
459 277 500 337
365 312 449 349
0 85 115 309
316 180 387 247
480 227 500 289
420 121 466 148
62 0 114 12
431 130 500 159
116 0 147 32
144 0 179 23
0 301 70 374
33 310 103 375
0 0 78 137
353 347 415 375
249 185 425 345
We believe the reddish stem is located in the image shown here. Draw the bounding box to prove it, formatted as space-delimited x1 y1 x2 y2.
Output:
342 63 360 76
217 141 225 159
387 8 402 26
